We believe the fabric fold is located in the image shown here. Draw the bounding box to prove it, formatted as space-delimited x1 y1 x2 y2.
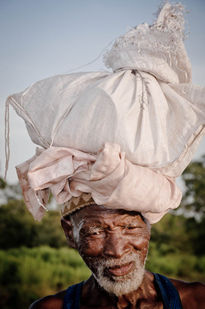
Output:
16 143 182 224
6 2 204 225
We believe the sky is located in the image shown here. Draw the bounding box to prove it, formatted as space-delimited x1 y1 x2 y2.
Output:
0 0 204 184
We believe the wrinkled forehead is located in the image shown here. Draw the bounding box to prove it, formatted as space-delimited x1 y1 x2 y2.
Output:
69 205 150 230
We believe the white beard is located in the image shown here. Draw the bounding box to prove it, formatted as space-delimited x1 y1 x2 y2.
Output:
91 252 146 296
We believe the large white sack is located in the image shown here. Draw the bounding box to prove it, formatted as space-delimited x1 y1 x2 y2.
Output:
7 69 205 178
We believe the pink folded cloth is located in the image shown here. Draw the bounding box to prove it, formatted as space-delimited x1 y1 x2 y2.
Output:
16 143 182 224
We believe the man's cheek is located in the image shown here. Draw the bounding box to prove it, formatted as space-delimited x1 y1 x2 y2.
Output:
130 238 149 260
79 238 104 256
132 237 149 246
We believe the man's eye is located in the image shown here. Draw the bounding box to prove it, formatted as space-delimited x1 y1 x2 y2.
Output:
92 231 102 235
125 225 138 230
87 229 105 236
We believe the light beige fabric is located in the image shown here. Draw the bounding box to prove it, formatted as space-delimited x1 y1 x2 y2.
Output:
16 143 182 224
104 3 191 84
5 2 205 224
7 70 205 178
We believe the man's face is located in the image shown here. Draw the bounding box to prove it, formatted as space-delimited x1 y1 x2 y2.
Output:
63 205 150 296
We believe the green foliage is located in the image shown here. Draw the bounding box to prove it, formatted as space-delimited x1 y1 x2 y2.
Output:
0 246 91 309
147 214 205 282
181 154 205 216
180 155 205 256
0 200 67 249
0 199 37 249
147 242 205 281
0 177 7 189
150 213 190 254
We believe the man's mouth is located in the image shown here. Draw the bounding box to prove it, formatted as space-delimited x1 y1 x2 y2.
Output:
107 261 134 277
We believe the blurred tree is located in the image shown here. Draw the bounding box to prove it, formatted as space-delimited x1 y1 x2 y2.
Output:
151 155 205 257
181 154 205 218
0 177 7 189
0 199 38 249
0 199 67 249
150 213 190 254
181 155 205 256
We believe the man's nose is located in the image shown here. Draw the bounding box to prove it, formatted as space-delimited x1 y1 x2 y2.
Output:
103 232 131 258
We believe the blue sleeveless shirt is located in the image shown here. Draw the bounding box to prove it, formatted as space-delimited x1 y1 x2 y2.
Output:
63 273 183 309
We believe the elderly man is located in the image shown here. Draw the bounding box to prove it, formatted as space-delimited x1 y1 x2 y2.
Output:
30 205 205 308
5 2 205 308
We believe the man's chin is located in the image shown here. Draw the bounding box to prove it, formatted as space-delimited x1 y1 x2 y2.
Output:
85 252 146 296
93 266 145 297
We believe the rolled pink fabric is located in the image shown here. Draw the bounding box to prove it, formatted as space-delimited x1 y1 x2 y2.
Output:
16 143 182 224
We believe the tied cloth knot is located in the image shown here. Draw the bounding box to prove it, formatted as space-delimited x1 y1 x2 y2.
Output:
16 143 182 224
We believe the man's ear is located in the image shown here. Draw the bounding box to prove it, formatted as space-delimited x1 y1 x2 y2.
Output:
61 217 76 249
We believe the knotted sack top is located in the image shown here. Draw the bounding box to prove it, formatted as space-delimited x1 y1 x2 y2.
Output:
5 2 205 223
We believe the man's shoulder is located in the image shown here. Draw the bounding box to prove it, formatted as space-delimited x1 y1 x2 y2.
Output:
29 290 66 309
170 277 205 309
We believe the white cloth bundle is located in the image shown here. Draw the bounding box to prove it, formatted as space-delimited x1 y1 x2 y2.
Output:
5 2 205 223
7 69 205 178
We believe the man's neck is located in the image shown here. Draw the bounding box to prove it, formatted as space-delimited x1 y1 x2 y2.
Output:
81 271 161 308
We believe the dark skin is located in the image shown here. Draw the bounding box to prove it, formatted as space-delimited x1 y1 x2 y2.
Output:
30 205 205 309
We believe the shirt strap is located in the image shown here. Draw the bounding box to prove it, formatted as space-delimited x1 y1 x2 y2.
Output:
63 281 84 309
154 273 183 309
